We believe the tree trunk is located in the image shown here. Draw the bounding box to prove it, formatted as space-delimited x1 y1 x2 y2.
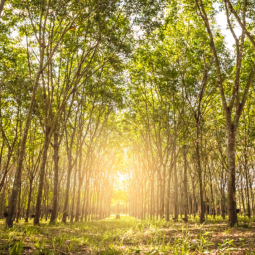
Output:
0 0 6 18
81 183 87 222
166 165 171 221
75 149 83 222
173 116 178 222
75 181 82 222
244 163 251 218
156 175 159 220
221 193 226 219
189 195 192 216
15 187 21 223
160 164 166 219
0 181 6 218
70 164 77 223
249 178 254 216
62 157 73 223
34 132 51 225
174 160 178 221
208 166 215 218
143 182 146 218
227 128 237 226
50 129 59 224
196 123 204 224
183 145 188 221
26 180 33 222
241 178 245 216
84 180 90 222
191 178 196 218
150 177 154 220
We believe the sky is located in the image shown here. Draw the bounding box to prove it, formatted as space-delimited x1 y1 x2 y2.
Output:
215 8 242 50
132 6 243 51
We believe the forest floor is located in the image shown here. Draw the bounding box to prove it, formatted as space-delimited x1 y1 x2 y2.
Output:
0 215 254 254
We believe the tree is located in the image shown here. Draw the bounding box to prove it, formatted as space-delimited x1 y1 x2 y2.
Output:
193 0 255 226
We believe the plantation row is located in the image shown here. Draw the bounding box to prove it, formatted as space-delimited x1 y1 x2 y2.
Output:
126 0 255 225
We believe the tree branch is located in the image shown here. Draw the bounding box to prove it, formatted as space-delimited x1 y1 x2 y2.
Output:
226 0 255 50
195 0 228 116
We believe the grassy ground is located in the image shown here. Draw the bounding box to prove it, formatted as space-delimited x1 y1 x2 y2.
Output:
0 215 255 254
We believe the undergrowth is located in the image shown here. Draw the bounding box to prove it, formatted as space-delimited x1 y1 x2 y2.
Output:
0 215 254 254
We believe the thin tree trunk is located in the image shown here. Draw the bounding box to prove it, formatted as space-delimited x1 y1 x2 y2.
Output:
34 132 51 225
160 164 166 219
15 187 21 223
244 158 251 218
173 114 178 222
75 149 83 222
196 123 204 224
166 165 171 221
221 193 226 219
144 180 147 219
81 182 87 222
156 175 159 220
208 166 215 218
241 176 245 215
50 129 59 223
249 177 254 216
0 0 6 18
84 180 90 221
62 154 74 222
0 180 6 218
183 145 188 221
151 177 154 220
227 129 237 226
70 164 77 223
26 180 33 222
191 178 196 218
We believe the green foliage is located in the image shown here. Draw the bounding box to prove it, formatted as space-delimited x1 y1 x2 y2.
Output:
9 241 24 255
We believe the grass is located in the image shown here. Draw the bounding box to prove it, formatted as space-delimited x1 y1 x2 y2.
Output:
0 215 255 254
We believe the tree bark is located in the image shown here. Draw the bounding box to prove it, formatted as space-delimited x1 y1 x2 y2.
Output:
62 133 75 223
75 147 83 222
81 181 88 222
249 178 254 216
150 176 154 220
34 131 51 225
70 163 77 223
166 164 171 221
196 123 205 223
241 175 246 215
0 180 6 218
208 166 215 218
0 0 6 18
244 154 251 218
227 127 237 226
84 180 90 222
26 180 33 222
50 128 60 223
15 186 21 223
183 145 188 221
173 115 178 222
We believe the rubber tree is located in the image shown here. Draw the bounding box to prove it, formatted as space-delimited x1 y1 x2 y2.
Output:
194 0 255 226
